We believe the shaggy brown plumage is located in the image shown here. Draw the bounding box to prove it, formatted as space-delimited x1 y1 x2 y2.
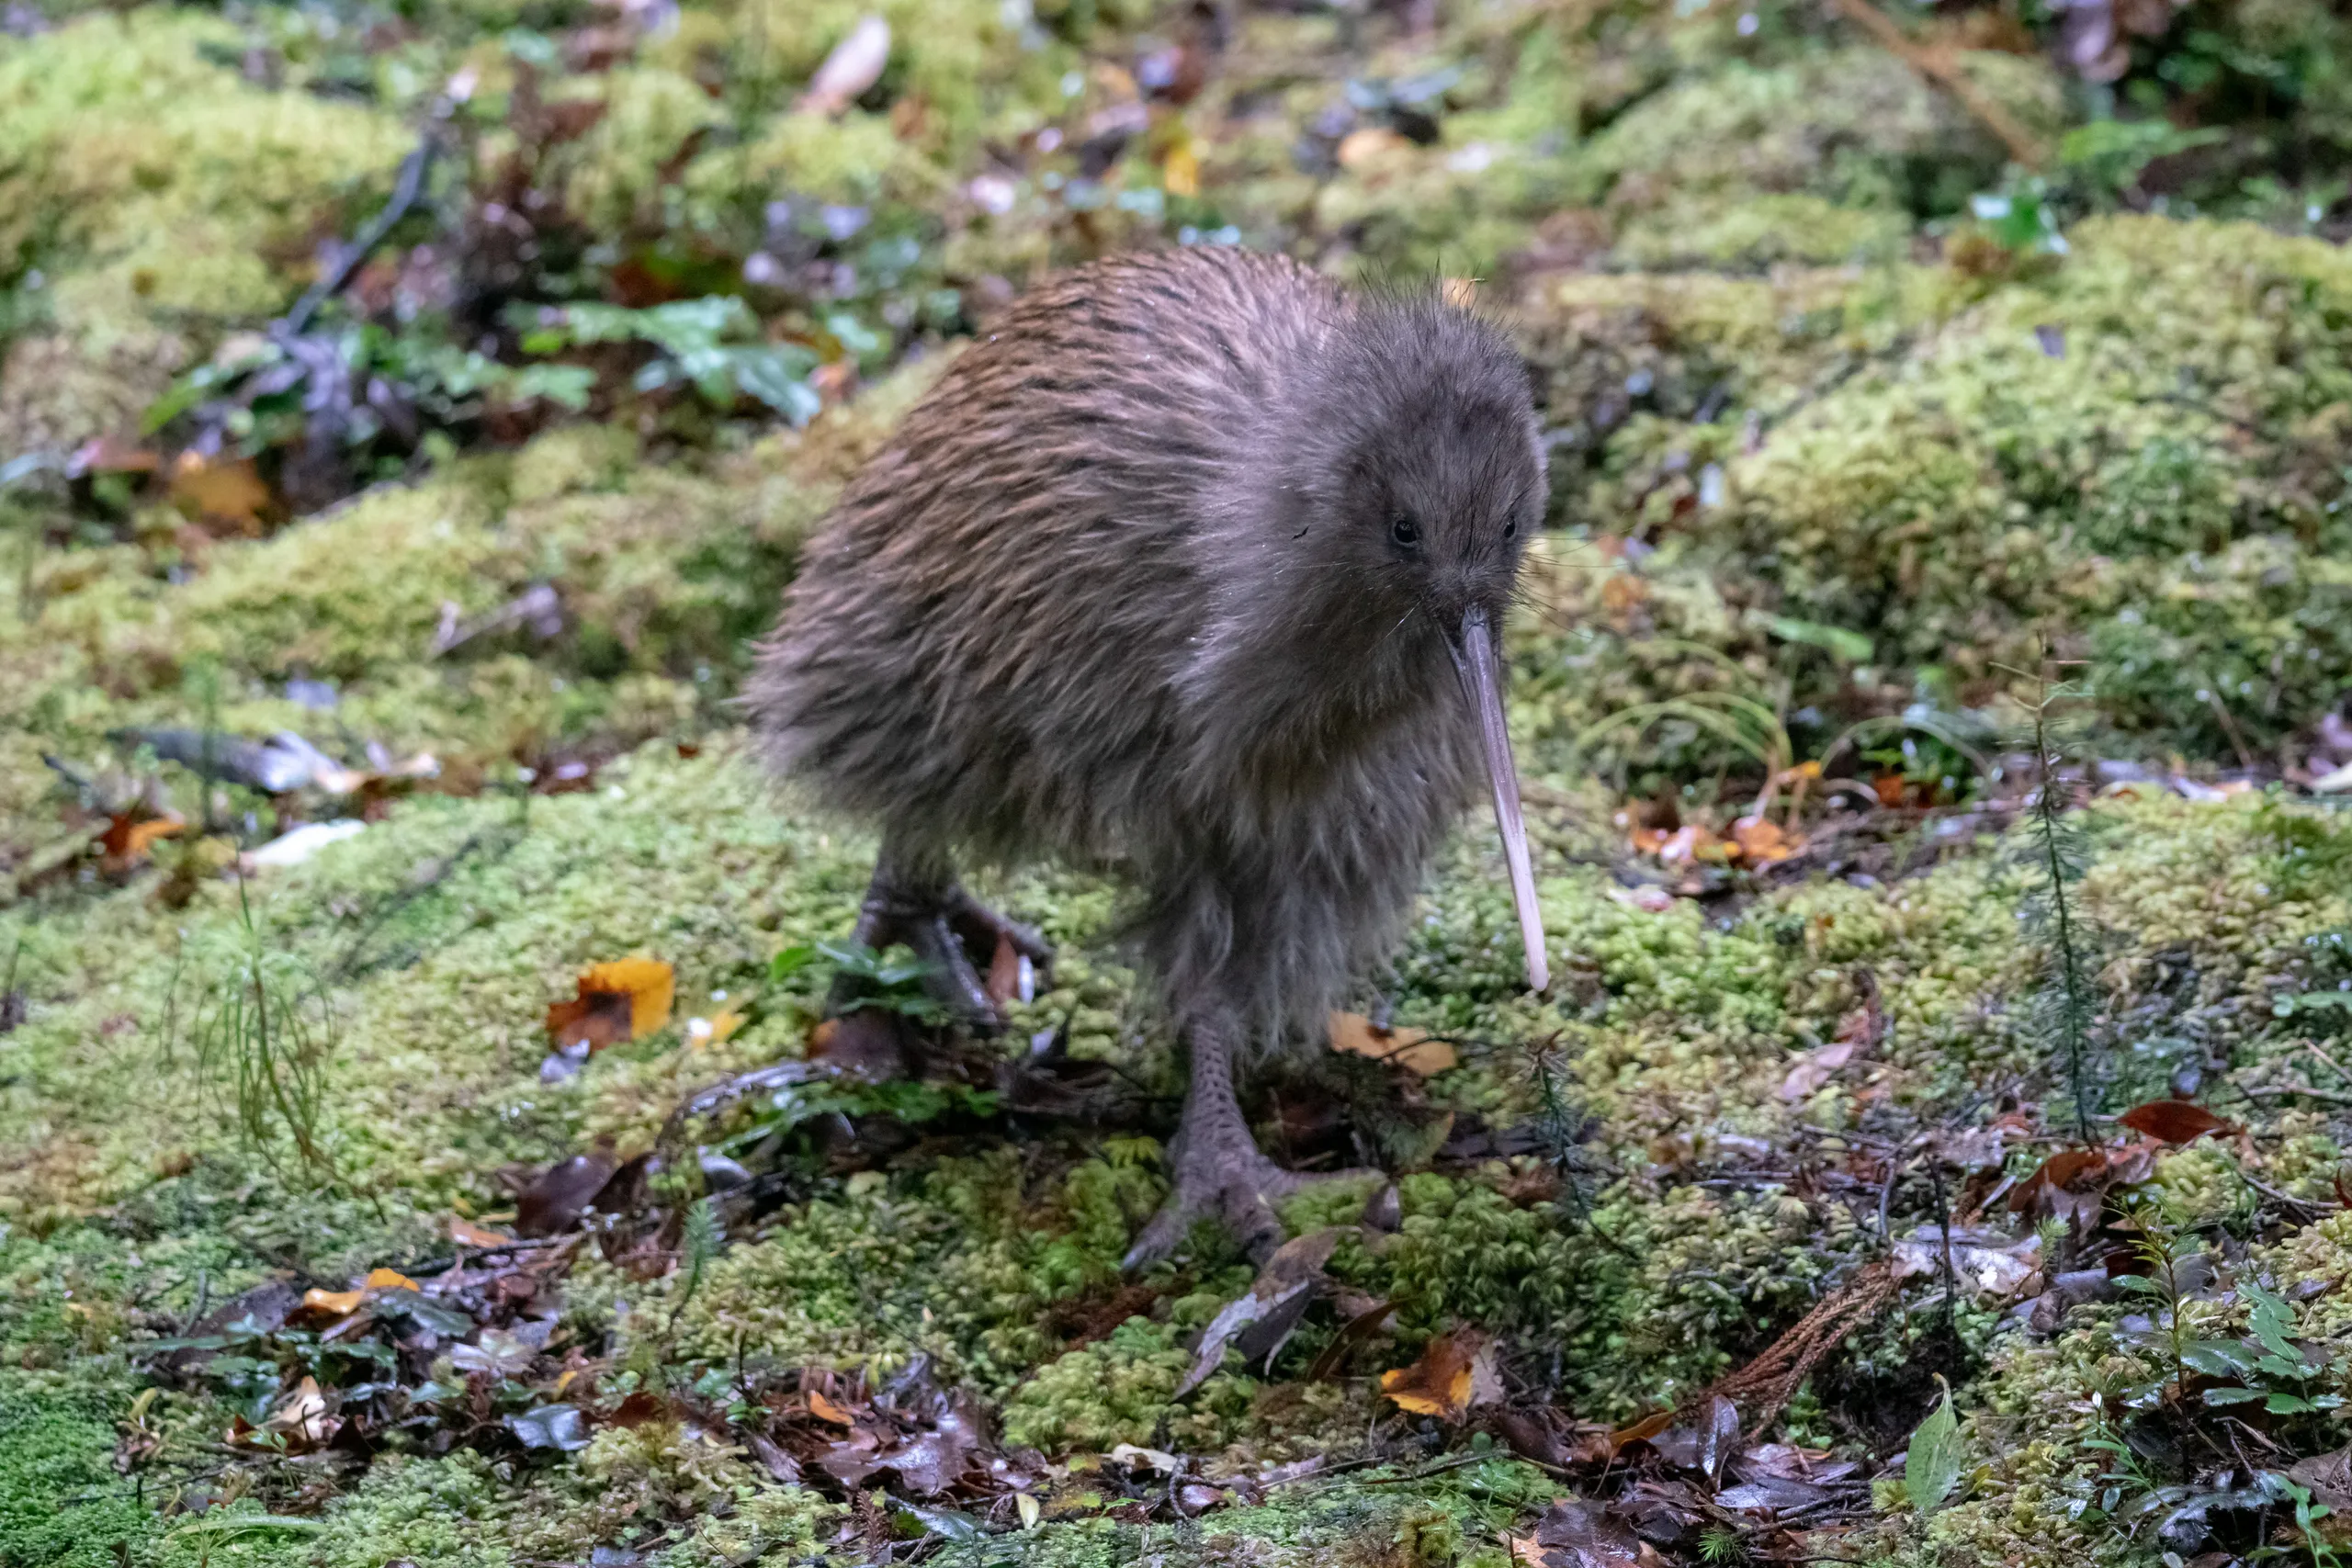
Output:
748 245 1548 1262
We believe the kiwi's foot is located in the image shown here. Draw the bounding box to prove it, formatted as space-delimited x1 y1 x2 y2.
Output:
1122 1007 1375 1269
834 854 1054 1034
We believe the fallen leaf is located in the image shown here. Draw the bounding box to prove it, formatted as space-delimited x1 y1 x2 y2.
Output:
1728 815 1798 864
1108 1443 1182 1474
514 1148 620 1236
169 451 271 530
1778 1038 1858 1101
1606 1409 1673 1454
685 1007 744 1048
546 956 673 1051
505 1404 590 1450
451 1217 514 1248
1380 1330 1502 1422
1162 141 1200 197
808 1390 858 1426
261 1375 337 1450
1329 1011 1458 1077
2007 1144 2150 1226
300 1287 364 1317
97 811 185 872
2118 1099 2232 1145
364 1267 421 1293
797 14 889 115
1514 1497 1645 1567
1905 1374 1963 1514
1891 1225 2042 1300
1177 1229 1340 1397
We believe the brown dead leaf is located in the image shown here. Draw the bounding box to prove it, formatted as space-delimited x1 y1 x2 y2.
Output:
2118 1099 2232 1145
808 1390 858 1426
515 1148 620 1237
300 1287 364 1317
547 956 673 1050
1329 1011 1458 1077
1380 1330 1502 1422
2007 1144 2153 1226
169 451 272 531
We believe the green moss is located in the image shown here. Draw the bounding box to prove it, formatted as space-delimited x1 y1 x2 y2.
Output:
1000 1316 1257 1455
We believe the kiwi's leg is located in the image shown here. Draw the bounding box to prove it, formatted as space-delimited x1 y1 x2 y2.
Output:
831 847 1051 1034
1121 1006 1366 1269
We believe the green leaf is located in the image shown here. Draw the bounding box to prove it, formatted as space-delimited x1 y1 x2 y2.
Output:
1766 615 1874 664
2201 1386 2267 1405
2182 1340 2262 1377
2266 1393 2324 1415
769 943 821 981
1905 1375 1964 1515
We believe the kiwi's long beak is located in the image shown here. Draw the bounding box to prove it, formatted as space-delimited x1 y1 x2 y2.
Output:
1451 605 1550 994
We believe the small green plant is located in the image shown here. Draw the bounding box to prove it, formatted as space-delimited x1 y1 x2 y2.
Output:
668 1197 720 1334
515 297 821 424
770 939 945 1021
2013 667 2100 1139
192 885 341 1186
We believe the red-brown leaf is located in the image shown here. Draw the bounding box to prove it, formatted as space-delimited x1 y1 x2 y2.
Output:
2118 1100 2231 1145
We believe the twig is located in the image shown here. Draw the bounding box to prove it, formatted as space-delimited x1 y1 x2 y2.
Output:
2240 1083 2352 1107
1825 0 2049 168
278 130 438 339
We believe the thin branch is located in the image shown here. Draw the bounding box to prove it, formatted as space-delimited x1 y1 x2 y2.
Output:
1826 0 2050 169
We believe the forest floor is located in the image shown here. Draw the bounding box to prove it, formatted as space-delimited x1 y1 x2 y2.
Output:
11 0 2352 1564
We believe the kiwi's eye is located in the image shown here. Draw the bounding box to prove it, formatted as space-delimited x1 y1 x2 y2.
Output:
1390 514 1420 550
1504 517 1518 541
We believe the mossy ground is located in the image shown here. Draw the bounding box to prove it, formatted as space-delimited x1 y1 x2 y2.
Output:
11 0 2352 1564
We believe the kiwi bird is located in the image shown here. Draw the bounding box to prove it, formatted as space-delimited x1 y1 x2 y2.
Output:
748 245 1548 1264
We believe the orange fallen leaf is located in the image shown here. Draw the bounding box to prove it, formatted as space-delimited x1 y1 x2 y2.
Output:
98 811 185 872
169 450 272 530
686 1007 744 1048
547 956 674 1050
1162 141 1200 197
301 1287 364 1316
2118 1099 2232 1145
1329 1011 1458 1077
1728 815 1798 864
451 1217 514 1248
1379 1330 1501 1422
808 1391 857 1426
1606 1409 1674 1454
364 1267 421 1293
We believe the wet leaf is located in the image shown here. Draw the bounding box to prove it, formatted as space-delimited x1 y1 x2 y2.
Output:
808 1390 857 1426
514 1148 620 1236
547 956 674 1050
2117 1099 2231 1145
1517 1496 1645 1567
1379 1330 1501 1421
1176 1228 1340 1398
1778 1038 1858 1101
1328 1011 1457 1076
505 1404 590 1450
260 1375 337 1450
300 1287 364 1317
1606 1409 1673 1454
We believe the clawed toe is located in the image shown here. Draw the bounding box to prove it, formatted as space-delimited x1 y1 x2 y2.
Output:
834 857 1054 1036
